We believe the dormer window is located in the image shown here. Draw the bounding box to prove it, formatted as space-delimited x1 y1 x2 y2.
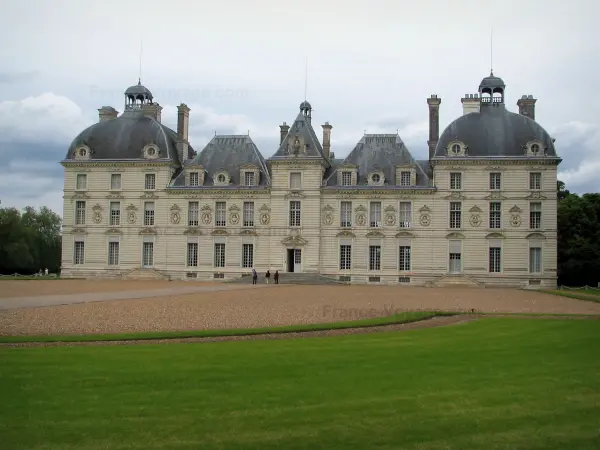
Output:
76 174 87 190
244 171 255 186
74 145 91 160
218 174 226 183
400 171 411 186
451 144 461 154
189 172 199 186
142 144 159 159
213 171 230 186
447 141 467 157
368 171 384 186
530 144 540 154
341 171 352 186
525 140 544 157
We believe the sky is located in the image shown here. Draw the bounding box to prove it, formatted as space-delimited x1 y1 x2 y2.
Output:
1 0 599 215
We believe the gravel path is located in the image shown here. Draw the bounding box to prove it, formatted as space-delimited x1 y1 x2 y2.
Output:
1 282 599 337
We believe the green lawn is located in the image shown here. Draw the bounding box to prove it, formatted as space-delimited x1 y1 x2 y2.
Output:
544 289 600 303
1 318 599 450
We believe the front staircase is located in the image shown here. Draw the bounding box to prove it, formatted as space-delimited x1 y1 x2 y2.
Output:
427 274 483 288
121 268 170 280
226 272 347 286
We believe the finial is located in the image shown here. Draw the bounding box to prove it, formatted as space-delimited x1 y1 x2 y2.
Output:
490 28 494 75
247 129 250 136
304 56 308 102
138 38 143 84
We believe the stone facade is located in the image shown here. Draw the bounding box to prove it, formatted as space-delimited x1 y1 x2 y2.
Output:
60 74 560 288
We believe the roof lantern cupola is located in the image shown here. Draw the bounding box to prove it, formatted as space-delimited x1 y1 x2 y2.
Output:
124 79 154 111
299 100 312 122
478 71 506 106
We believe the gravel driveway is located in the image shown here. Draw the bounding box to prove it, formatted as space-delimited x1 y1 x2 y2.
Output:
1 281 599 336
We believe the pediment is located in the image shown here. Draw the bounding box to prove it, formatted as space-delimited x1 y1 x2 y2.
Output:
339 163 359 169
445 232 465 239
239 163 259 170
72 192 90 199
281 235 308 246
92 203 103 212
284 190 306 199
336 230 356 238
71 227 87 234
105 228 122 235
239 229 257 236
469 205 482 213
322 204 334 212
395 231 415 238
139 228 157 235
201 204 212 212
384 205 397 213
354 205 367 213
140 192 159 199
525 192 547 200
260 204 271 212
184 228 202 235
185 162 204 169
526 232 546 240
485 232 505 239
211 229 229 236
484 192 506 200
365 230 385 238
126 204 138 211
444 192 467 200
106 193 124 199
228 204 240 212
509 205 522 213
170 204 181 211
419 205 431 212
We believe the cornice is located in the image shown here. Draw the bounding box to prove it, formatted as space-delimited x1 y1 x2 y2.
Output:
431 158 560 166
166 188 270 196
328 188 436 197
61 160 176 168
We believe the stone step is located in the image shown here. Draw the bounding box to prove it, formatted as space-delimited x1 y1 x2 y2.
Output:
226 273 346 286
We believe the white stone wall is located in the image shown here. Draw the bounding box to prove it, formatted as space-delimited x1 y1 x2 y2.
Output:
60 159 558 288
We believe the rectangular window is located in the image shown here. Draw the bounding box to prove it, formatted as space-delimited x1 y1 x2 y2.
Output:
369 245 381 271
400 171 411 186
449 240 462 274
144 173 156 190
530 202 542 229
530 172 541 190
450 172 462 190
188 202 199 226
449 202 462 229
244 172 255 186
75 201 86 225
142 242 154 267
187 243 198 267
243 202 254 227
489 172 501 190
369 202 382 227
108 242 119 266
340 201 352 227
214 243 226 268
215 201 226 227
489 247 501 273
110 173 121 190
189 172 199 186
144 202 155 226
289 200 301 227
399 246 411 271
289 172 302 189
489 202 501 229
109 202 121 226
242 244 254 268
529 247 542 273
340 245 352 270
76 174 87 190
73 241 85 265
399 202 412 228
341 171 352 186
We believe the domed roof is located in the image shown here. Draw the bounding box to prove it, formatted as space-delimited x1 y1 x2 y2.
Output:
300 100 312 110
479 72 505 89
66 112 190 164
125 80 153 99
434 106 557 158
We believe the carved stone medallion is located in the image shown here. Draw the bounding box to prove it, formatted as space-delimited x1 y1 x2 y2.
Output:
323 213 333 226
469 214 481 227
385 213 396 226
260 213 270 225
170 211 181 224
128 212 137 224
201 212 212 225
230 212 240 225
356 213 366 226
510 215 522 227
93 212 102 224
419 214 431 227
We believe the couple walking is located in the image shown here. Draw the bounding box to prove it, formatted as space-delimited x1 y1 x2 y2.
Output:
252 268 279 284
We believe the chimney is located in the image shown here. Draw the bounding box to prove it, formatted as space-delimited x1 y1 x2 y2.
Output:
427 94 442 160
322 122 332 160
279 122 289 144
461 94 480 115
517 95 537 121
141 103 163 122
176 103 191 162
98 106 118 122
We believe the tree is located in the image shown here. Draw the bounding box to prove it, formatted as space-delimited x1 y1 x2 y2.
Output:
0 206 62 274
557 181 600 286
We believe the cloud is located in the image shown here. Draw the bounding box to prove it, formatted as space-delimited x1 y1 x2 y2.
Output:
554 121 600 193
0 71 40 84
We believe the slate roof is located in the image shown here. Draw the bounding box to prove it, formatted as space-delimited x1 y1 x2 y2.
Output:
269 103 330 166
479 72 506 90
171 135 270 187
324 134 430 187
65 110 188 164
434 105 558 158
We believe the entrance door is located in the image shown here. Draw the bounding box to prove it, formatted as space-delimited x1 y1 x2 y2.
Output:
286 249 302 272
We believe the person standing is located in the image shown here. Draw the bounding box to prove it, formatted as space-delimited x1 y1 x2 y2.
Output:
265 270 271 284
274 270 279 284
252 268 257 285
